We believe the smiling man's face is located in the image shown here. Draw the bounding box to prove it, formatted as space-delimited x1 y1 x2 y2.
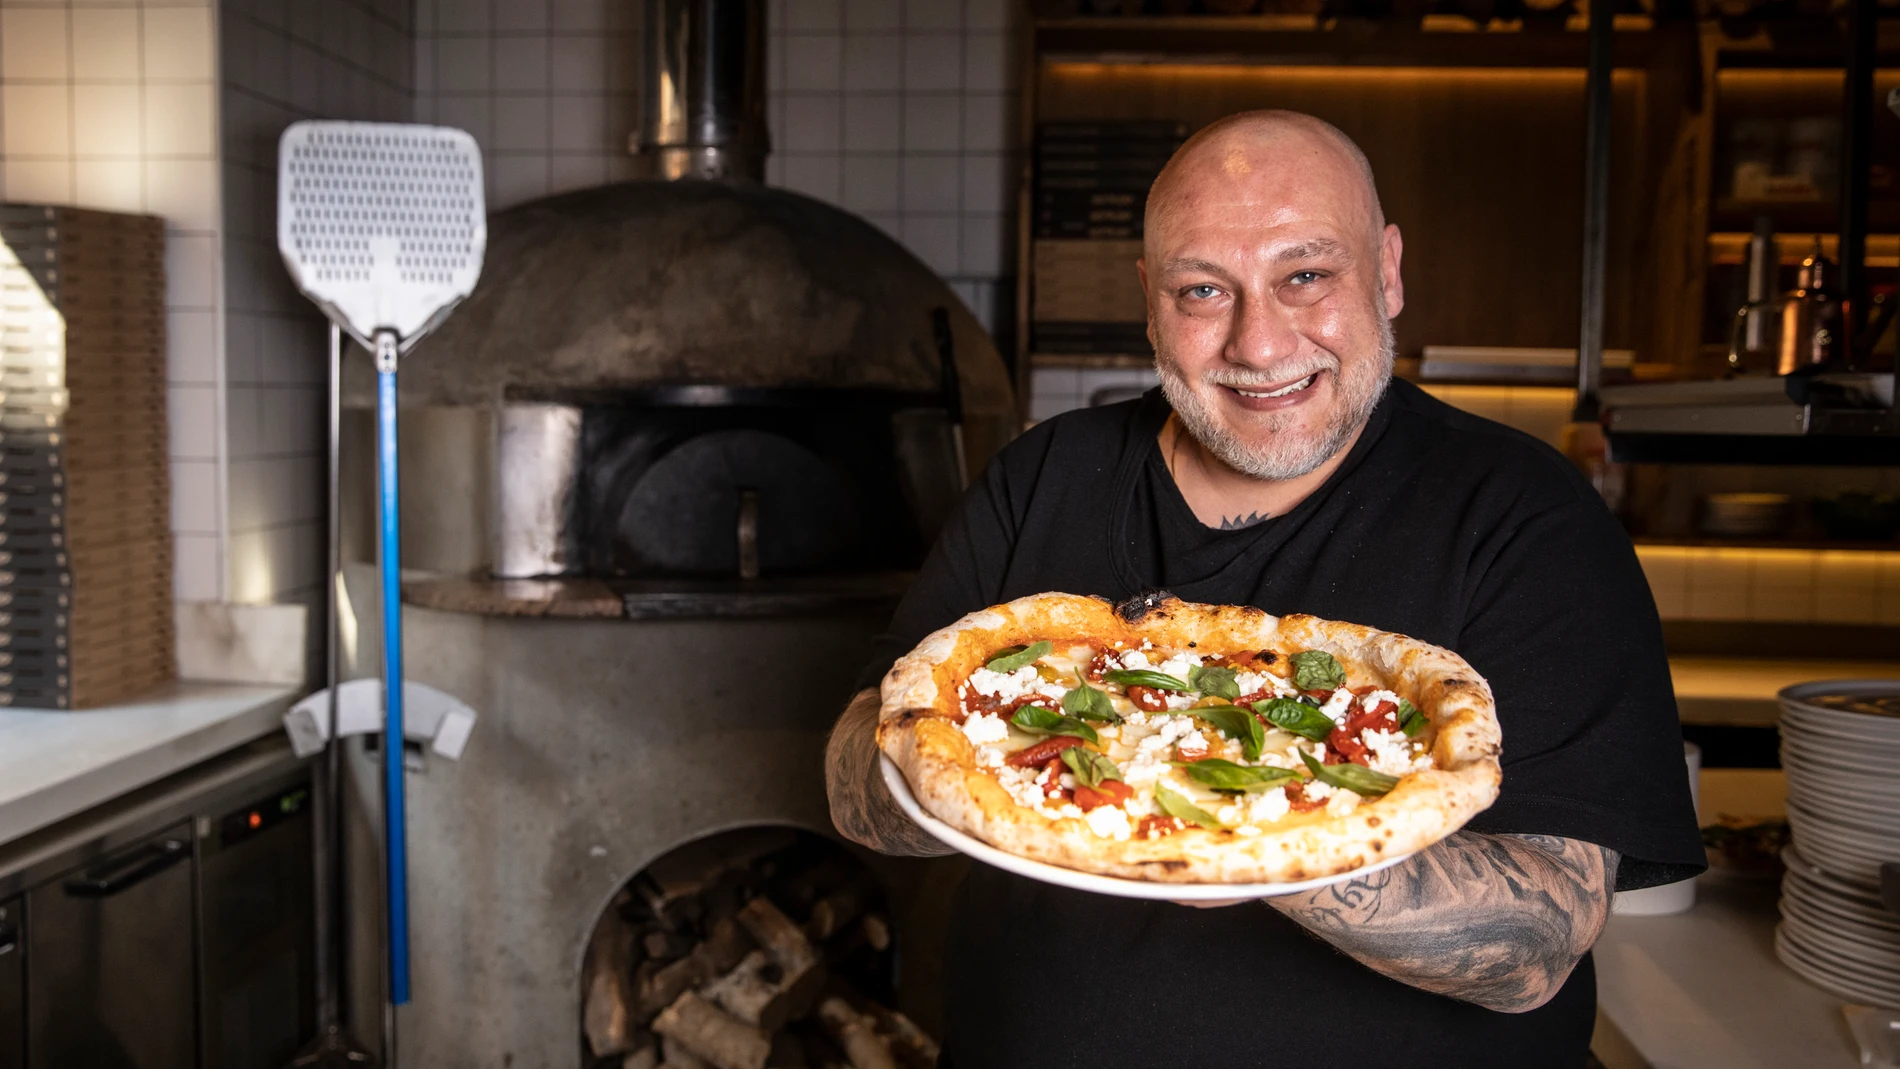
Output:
1139 113 1405 482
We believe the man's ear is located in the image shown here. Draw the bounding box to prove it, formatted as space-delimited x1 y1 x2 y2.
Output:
1138 257 1157 351
1379 224 1405 319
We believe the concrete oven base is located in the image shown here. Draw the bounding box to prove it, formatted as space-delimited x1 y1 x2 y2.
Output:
341 601 964 1068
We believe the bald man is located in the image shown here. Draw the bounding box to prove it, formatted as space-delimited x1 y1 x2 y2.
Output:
827 111 1702 1068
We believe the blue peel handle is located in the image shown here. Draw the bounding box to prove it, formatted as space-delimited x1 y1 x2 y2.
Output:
377 362 411 1005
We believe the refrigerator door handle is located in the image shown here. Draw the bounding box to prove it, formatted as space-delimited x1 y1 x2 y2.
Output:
61 838 190 898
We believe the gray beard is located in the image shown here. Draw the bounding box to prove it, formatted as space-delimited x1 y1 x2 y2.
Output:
1157 317 1396 482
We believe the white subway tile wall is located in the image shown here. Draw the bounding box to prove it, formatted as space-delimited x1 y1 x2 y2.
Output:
0 0 226 601
412 0 639 207
414 0 1023 333
221 0 411 606
765 0 1021 334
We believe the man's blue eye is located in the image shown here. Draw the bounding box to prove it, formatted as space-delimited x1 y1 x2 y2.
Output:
1187 285 1219 299
1290 271 1322 285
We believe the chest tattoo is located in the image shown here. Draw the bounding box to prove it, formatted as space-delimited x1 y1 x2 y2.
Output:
1218 511 1271 531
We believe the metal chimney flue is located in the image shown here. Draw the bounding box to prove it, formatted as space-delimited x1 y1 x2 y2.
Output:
633 0 768 182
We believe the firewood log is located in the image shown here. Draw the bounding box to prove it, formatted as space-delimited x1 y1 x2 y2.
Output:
805 882 870 941
702 948 826 1032
659 1035 714 1069
584 908 640 1055
737 897 817 971
814 997 898 1069
652 991 773 1069
635 916 755 1019
621 1041 660 1069
857 915 890 953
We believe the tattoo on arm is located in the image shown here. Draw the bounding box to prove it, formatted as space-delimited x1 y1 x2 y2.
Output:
825 688 955 858
1266 832 1621 1012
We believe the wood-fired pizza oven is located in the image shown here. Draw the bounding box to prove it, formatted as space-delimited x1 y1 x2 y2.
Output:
334 0 994 1064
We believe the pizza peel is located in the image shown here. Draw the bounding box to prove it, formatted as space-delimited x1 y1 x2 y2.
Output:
881 755 1415 900
278 120 487 1064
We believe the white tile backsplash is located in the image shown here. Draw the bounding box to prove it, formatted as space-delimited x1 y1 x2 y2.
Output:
902 34 961 92
71 84 143 158
143 6 216 79
1 9 69 81
841 34 900 93
3 85 72 157
72 9 141 78
73 158 143 211
783 33 842 92
842 93 899 152
144 82 218 156
902 94 960 152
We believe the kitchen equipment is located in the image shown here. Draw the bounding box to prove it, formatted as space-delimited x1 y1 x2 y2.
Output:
1779 239 1844 374
1699 492 1792 538
277 121 487 1053
1775 680 1900 1007
1727 217 1780 372
0 736 315 1069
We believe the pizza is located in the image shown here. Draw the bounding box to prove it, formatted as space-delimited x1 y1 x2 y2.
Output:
876 592 1502 885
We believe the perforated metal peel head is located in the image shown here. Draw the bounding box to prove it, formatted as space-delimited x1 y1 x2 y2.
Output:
277 121 487 356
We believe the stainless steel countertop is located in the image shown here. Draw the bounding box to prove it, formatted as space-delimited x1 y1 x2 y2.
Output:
0 681 297 844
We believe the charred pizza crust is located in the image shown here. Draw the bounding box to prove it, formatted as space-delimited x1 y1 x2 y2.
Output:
876 592 1502 884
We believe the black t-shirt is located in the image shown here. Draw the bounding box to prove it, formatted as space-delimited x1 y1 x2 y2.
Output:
858 379 1705 1069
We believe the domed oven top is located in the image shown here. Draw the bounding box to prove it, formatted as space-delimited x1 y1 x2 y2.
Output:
390 179 1013 419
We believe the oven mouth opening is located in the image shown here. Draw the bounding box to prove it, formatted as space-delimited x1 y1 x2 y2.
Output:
580 826 941 1068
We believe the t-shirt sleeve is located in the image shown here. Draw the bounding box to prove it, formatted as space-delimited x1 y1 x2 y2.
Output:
852 432 1041 694
1455 497 1707 891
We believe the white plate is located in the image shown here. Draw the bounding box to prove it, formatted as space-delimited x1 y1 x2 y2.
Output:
1785 845 1890 903
880 755 1416 901
1777 931 1900 1008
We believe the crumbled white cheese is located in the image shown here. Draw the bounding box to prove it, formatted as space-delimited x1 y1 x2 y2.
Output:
1216 802 1242 825
1154 652 1203 681
1235 670 1295 698
1123 747 1170 788
1164 692 1200 710
968 665 1041 702
1326 790 1360 816
1248 786 1291 824
1234 825 1263 837
1363 689 1403 713
1362 728 1432 777
1084 805 1133 840
1034 765 1055 786
1059 773 1077 789
1033 682 1069 702
1124 709 1150 727
997 766 1045 809
1139 638 1153 651
1175 729 1211 755
1304 778 1336 801
975 746 1005 769
960 713 1010 746
1319 688 1355 724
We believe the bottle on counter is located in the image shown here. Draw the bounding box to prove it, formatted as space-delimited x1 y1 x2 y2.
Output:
1777 238 1843 375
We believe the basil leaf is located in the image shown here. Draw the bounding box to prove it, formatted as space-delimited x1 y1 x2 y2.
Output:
1299 750 1400 797
1009 704 1098 744
1188 664 1240 701
1152 782 1222 830
1194 704 1265 760
1290 650 1346 691
1397 699 1427 737
1173 759 1300 794
1061 746 1122 789
1104 668 1191 691
986 640 1052 673
1061 672 1120 723
1256 697 1336 742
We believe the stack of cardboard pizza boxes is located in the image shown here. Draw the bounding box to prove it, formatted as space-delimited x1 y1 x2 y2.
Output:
0 205 174 708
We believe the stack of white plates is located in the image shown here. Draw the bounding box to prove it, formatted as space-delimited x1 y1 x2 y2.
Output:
1775 681 1900 1008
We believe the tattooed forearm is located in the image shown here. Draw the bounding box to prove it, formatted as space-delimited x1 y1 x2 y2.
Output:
825 688 955 858
1265 832 1620 1012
